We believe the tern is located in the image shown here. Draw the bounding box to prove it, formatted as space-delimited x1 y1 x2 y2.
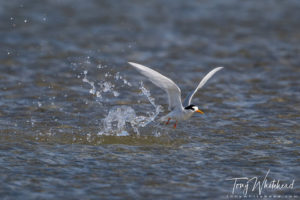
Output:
128 62 223 128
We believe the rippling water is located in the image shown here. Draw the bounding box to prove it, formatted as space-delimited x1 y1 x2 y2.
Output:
1 0 299 199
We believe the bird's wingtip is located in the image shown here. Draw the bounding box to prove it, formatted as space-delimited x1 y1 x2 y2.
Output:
128 61 136 66
215 66 224 71
128 62 143 69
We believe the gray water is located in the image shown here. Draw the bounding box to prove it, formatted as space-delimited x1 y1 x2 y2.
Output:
0 0 299 199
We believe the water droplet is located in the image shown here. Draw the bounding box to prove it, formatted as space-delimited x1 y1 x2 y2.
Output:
86 133 92 142
102 82 113 92
113 91 120 97
154 131 161 137
85 56 91 64
82 71 96 95
115 72 120 80
96 91 102 98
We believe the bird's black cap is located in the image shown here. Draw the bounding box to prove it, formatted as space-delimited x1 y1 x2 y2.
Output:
184 105 196 110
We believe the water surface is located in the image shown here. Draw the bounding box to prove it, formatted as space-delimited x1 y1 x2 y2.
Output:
0 0 299 199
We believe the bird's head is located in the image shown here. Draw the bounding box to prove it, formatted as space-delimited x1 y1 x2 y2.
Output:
184 105 204 114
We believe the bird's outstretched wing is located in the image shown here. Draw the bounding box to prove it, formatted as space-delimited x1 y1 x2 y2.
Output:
128 62 182 111
183 67 223 107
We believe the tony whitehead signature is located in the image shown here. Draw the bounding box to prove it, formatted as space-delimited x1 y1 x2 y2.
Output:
226 169 295 195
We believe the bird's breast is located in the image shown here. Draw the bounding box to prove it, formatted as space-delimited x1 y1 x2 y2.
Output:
167 110 193 121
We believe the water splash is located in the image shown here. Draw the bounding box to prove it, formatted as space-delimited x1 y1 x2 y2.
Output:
82 70 121 99
99 82 164 136
80 62 163 136
138 81 164 126
98 106 138 136
100 81 119 97
115 72 132 87
82 70 100 98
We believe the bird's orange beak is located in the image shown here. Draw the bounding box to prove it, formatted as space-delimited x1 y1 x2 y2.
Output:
196 109 204 114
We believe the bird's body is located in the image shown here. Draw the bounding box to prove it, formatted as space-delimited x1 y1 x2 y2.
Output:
159 108 194 122
159 106 192 121
128 62 223 128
